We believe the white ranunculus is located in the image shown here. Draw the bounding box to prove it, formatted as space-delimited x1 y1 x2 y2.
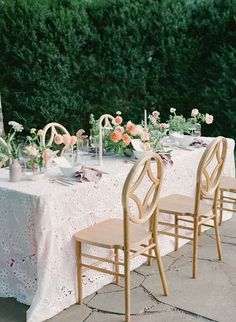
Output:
170 108 176 113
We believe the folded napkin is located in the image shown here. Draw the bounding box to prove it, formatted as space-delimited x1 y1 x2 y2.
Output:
190 139 208 148
157 153 173 166
75 166 102 183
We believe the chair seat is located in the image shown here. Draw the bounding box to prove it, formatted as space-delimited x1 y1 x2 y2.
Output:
220 176 236 193
159 194 212 216
74 218 151 249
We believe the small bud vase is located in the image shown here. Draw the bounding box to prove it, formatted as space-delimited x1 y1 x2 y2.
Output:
9 159 22 182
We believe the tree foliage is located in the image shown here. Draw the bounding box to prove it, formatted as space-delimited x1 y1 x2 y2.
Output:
0 0 235 137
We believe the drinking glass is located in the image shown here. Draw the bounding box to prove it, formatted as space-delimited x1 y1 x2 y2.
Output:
193 123 201 137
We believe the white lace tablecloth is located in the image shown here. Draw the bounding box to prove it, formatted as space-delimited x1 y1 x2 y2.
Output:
0 138 235 322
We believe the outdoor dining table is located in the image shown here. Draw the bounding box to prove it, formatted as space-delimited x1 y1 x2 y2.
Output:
0 137 235 322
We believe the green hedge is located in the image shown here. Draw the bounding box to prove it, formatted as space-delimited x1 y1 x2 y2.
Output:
0 0 236 138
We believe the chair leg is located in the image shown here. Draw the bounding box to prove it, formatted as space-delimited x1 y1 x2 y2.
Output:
114 248 120 285
214 212 223 260
219 190 223 225
76 241 83 304
124 249 131 322
148 238 153 266
193 217 199 279
175 215 179 251
198 216 202 236
153 236 168 296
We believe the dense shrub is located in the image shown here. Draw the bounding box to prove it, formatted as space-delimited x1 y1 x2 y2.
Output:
0 0 235 138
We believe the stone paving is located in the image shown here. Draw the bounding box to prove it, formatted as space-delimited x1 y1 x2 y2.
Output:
1 215 236 322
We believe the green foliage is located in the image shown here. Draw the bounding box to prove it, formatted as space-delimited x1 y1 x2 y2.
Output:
0 0 235 138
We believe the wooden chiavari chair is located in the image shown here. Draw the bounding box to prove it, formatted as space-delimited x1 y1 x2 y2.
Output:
74 153 168 322
41 122 70 155
158 137 227 278
218 176 236 225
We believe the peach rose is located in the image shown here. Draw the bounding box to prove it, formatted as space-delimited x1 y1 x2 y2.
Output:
110 130 122 143
63 134 71 145
70 136 77 145
152 111 160 118
191 109 199 117
76 129 85 137
54 134 63 145
122 133 131 146
126 121 138 136
160 123 169 129
114 116 123 125
205 113 214 124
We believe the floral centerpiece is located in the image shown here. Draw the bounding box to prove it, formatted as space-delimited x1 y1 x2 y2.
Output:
148 111 169 150
0 121 23 167
168 107 213 134
90 112 150 156
24 128 55 173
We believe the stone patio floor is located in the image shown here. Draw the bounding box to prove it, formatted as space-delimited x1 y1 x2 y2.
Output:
1 214 236 322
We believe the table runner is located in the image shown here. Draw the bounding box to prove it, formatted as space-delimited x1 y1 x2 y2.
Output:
0 138 235 322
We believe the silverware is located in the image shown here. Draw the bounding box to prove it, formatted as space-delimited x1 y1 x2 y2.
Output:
49 178 72 186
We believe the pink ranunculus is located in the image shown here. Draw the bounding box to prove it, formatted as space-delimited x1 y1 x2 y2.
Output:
122 133 131 146
126 121 138 136
114 116 123 125
25 145 38 157
70 136 77 145
160 123 169 129
63 134 72 145
42 149 53 163
76 129 85 137
110 130 122 143
152 111 160 119
191 109 199 117
54 134 63 145
205 113 214 124
116 126 124 134
149 115 157 125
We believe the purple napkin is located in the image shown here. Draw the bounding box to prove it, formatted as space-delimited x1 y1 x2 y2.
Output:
157 153 173 166
75 166 102 183
190 139 208 148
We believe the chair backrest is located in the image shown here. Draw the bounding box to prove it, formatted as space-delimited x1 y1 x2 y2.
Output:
195 136 227 212
41 122 69 147
98 114 114 164
122 153 163 225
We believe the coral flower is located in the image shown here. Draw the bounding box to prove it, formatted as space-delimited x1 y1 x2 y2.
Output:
70 136 77 145
63 134 72 145
114 116 123 125
54 134 63 145
122 133 131 146
205 114 214 124
126 121 138 136
110 130 122 143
